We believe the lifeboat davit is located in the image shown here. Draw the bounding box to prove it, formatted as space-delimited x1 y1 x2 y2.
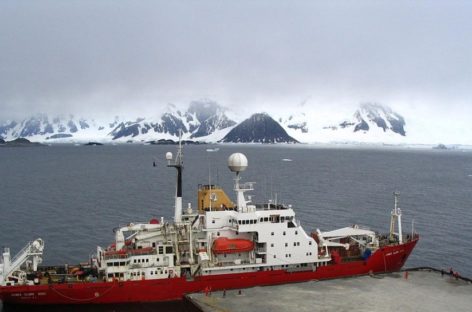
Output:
212 237 254 254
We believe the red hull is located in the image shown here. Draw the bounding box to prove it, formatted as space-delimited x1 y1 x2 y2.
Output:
0 239 417 305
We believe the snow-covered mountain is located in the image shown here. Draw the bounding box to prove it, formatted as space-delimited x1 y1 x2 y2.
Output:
0 114 116 143
332 103 406 136
220 113 298 143
0 100 237 143
109 100 237 141
277 103 411 144
3 100 464 145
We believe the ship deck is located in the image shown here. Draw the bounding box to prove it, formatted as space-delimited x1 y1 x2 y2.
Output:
187 268 472 312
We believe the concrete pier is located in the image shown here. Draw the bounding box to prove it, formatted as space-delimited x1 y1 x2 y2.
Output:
187 270 472 312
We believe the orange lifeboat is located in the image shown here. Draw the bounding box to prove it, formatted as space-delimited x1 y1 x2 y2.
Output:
212 237 254 254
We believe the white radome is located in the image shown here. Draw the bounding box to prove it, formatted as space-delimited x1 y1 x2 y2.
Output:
166 152 173 161
228 153 248 172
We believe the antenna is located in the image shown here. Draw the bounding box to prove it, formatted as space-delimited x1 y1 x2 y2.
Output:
206 147 219 211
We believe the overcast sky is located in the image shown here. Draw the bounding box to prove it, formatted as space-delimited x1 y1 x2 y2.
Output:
1 0 471 121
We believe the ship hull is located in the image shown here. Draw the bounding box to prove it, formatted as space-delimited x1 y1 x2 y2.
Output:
0 239 417 306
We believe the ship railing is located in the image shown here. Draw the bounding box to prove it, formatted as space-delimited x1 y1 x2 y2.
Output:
239 182 255 191
378 233 419 247
213 260 251 268
254 203 288 210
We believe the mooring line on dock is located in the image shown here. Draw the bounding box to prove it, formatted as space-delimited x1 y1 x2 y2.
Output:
402 266 472 283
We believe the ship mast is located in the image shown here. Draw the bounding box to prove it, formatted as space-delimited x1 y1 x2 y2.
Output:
227 153 250 212
389 192 403 244
166 130 183 223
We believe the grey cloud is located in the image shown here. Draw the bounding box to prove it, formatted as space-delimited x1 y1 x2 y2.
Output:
1 0 471 121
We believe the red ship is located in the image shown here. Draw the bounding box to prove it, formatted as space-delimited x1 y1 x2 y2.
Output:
0 142 418 306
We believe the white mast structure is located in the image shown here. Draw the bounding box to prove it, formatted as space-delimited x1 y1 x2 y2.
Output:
227 153 252 212
167 130 184 223
389 192 403 244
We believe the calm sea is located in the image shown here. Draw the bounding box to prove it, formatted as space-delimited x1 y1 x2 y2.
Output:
1 144 471 280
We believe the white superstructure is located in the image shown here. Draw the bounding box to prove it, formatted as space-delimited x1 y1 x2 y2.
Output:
93 144 384 283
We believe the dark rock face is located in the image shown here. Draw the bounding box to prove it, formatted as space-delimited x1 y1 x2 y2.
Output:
220 113 298 143
434 144 447 150
0 137 42 147
191 114 236 138
68 120 78 133
79 119 89 129
287 122 308 133
354 119 369 132
20 116 42 137
339 121 355 129
84 142 104 146
160 113 188 136
148 139 204 145
46 134 73 140
387 115 406 136
0 138 5 144
11 138 32 144
111 122 141 139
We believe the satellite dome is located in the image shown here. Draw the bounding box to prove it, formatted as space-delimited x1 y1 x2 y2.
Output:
228 153 248 172
166 152 173 161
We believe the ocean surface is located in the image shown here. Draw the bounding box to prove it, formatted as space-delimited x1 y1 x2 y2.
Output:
1 144 471 280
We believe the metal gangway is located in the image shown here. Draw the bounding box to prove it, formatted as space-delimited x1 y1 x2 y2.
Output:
0 238 44 286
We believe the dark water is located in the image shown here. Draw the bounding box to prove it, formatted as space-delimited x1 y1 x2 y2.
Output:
1 144 471 280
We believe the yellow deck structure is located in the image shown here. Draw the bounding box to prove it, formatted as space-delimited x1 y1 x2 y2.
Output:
197 184 235 213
